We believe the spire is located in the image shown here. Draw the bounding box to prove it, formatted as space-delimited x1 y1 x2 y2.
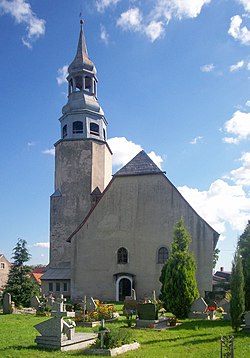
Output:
68 20 95 74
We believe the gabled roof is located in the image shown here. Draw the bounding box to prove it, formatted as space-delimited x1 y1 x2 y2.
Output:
114 150 164 177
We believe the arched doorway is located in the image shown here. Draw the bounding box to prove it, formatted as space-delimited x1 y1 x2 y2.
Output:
116 276 132 301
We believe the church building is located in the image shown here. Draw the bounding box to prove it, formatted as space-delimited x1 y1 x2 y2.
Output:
41 23 219 301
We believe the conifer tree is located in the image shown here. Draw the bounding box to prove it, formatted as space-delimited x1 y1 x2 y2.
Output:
4 238 39 307
160 219 199 318
230 249 245 332
238 221 250 310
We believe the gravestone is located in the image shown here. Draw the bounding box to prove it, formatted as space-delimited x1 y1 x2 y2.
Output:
221 300 231 321
86 297 97 313
3 293 12 314
242 311 250 332
34 295 97 351
188 297 208 319
47 293 55 307
30 296 40 309
136 303 165 328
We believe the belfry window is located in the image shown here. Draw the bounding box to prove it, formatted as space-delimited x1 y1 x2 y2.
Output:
90 123 99 136
158 247 168 264
73 121 83 134
103 128 106 140
63 125 67 138
0 262 4 269
75 76 83 91
85 76 92 92
117 247 128 264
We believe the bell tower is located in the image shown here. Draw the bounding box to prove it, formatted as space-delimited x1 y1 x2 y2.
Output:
49 21 112 268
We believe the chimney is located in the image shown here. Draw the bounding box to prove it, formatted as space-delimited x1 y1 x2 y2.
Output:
220 267 224 272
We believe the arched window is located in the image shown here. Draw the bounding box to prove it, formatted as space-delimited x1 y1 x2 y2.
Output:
63 125 67 138
90 123 99 136
117 247 128 264
75 76 83 91
85 76 92 92
158 247 168 264
73 121 83 134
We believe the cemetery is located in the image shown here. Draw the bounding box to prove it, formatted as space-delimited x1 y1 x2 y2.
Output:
1 290 250 357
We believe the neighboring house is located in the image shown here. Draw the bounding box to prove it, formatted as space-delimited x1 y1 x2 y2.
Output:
213 267 231 292
41 22 219 301
0 254 11 294
30 266 46 287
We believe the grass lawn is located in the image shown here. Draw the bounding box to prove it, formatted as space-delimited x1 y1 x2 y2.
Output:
0 313 250 357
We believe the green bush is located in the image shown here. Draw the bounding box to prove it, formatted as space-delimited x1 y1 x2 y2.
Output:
95 328 134 349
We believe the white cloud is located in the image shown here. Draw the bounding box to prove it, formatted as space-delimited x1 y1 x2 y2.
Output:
247 62 250 70
33 242 49 248
0 0 45 48
223 110 250 144
178 179 250 235
246 100 250 106
27 141 35 147
229 152 250 186
107 137 163 169
200 64 215 73
153 0 211 21
238 0 250 13
228 15 250 45
42 148 55 156
117 8 142 32
96 0 120 12
190 136 203 144
229 60 244 72
56 65 68 86
100 24 109 44
144 21 165 42
115 1 211 42
147 151 164 169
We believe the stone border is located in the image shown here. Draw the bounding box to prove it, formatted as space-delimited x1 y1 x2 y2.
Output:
84 342 140 356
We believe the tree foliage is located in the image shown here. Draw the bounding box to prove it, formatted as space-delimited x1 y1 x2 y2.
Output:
213 248 220 269
238 221 250 311
4 238 39 307
160 219 199 318
230 249 245 332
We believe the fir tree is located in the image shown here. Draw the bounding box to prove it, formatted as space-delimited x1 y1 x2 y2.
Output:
160 219 199 318
238 221 250 311
230 249 245 332
4 238 39 307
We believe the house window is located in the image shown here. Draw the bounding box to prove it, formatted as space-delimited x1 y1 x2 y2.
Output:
56 282 60 292
48 282 53 292
0 263 4 269
63 124 67 138
63 282 68 292
73 121 83 134
90 123 99 136
117 247 128 264
158 247 168 264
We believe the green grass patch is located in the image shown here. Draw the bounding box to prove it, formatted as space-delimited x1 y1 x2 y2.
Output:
0 314 250 357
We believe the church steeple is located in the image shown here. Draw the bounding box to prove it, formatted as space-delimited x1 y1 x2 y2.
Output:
59 21 107 142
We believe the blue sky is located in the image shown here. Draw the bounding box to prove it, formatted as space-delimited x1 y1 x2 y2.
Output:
0 0 250 272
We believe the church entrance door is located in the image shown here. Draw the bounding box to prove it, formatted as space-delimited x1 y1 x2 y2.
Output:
118 278 132 301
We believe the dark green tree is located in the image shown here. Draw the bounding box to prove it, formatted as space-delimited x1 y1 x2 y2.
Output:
4 238 39 307
238 221 250 310
213 248 220 269
230 249 245 332
160 219 199 318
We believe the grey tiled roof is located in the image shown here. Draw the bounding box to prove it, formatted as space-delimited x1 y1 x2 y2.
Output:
114 150 163 177
40 267 71 280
